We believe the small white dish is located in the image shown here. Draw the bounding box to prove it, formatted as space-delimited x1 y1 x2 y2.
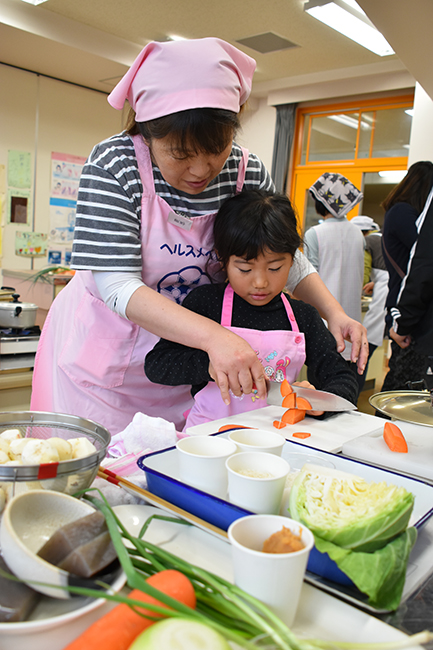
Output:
226 451 290 514
0 490 120 600
227 428 285 455
176 435 237 498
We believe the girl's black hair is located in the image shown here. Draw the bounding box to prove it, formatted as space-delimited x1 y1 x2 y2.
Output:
213 189 302 269
126 107 241 156
314 198 330 217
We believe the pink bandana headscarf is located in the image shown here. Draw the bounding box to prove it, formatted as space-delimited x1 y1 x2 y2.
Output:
108 37 256 122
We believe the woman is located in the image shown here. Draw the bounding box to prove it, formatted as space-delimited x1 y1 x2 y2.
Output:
31 38 367 435
380 160 433 392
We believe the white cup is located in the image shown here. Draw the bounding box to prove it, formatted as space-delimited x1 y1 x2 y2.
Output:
228 428 285 456
226 451 290 514
228 514 314 626
176 435 237 498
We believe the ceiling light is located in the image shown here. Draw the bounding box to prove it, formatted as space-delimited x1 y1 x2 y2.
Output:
378 170 406 182
304 0 394 57
20 0 49 4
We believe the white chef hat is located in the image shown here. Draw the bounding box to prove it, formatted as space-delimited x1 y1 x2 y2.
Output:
351 216 380 231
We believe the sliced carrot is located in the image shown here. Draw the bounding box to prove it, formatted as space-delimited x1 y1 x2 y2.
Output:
292 431 311 439
281 408 306 424
63 569 196 650
383 421 408 453
296 396 312 411
273 420 287 429
280 379 293 397
218 425 254 432
282 393 297 409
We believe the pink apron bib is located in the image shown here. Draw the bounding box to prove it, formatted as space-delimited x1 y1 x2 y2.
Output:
184 284 306 430
31 137 248 434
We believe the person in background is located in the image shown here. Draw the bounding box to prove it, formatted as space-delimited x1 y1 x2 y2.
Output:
351 216 389 393
145 190 359 429
304 173 365 371
30 38 367 435
380 161 433 392
388 186 433 394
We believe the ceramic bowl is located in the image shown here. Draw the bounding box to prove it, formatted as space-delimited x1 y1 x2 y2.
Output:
0 490 122 600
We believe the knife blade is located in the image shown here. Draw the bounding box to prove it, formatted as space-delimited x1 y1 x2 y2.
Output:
267 382 357 412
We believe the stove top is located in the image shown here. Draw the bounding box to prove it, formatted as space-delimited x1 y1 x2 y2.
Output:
0 325 41 339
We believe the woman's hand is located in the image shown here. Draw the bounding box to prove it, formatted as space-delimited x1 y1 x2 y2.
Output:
362 281 374 296
206 328 267 405
389 327 412 349
292 380 324 417
326 311 368 373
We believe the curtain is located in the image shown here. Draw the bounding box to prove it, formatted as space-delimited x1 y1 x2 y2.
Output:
271 103 297 193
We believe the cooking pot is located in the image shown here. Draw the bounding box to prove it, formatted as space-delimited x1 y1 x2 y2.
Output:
0 293 38 329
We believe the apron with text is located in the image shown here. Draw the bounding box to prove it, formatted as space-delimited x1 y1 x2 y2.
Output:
31 136 248 434
184 284 306 430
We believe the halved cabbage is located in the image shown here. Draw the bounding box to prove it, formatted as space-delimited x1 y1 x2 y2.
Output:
289 464 414 552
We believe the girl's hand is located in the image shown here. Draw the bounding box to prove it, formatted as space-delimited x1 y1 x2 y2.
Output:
292 380 324 416
206 329 267 405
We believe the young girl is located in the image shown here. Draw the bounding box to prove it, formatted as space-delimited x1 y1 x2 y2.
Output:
145 190 359 429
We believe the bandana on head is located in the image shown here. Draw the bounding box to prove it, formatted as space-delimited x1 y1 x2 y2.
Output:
309 173 363 218
107 37 256 122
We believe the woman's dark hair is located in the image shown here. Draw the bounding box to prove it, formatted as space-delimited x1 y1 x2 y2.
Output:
381 160 433 213
213 190 302 269
125 106 241 156
314 198 330 217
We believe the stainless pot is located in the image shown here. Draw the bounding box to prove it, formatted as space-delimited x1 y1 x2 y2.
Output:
0 293 38 329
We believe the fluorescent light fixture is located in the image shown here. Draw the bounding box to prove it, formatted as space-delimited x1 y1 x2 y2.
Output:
167 34 187 41
304 0 394 56
378 170 406 182
327 114 370 130
20 0 49 4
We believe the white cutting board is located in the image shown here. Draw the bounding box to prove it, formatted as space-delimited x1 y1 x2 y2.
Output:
186 405 382 453
342 420 433 482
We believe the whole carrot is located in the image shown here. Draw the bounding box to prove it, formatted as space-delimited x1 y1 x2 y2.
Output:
63 569 196 650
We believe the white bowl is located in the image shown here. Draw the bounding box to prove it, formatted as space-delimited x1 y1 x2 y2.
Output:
228 428 285 455
0 490 121 600
226 451 290 514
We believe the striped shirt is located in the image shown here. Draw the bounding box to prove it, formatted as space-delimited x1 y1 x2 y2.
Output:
71 133 274 271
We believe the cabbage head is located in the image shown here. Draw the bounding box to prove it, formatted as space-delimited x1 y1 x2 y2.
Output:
289 464 414 552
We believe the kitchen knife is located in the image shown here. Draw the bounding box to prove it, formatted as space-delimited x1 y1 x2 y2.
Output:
267 382 357 412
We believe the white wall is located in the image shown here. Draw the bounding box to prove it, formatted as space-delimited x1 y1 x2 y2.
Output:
237 98 276 173
0 64 122 276
408 83 433 166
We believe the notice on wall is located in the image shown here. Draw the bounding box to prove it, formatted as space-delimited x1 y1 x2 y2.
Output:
15 231 48 257
8 150 32 189
49 152 86 252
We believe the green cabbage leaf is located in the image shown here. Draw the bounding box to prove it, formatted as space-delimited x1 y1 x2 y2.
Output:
289 465 414 552
314 527 417 611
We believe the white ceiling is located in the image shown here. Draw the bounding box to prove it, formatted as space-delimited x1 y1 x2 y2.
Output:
0 0 430 102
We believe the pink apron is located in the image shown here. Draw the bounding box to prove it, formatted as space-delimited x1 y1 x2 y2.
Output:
31 136 248 435
184 284 306 430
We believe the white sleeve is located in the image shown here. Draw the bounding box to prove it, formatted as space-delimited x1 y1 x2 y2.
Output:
285 250 317 294
92 270 145 319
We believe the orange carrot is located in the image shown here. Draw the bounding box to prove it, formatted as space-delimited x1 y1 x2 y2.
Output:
281 408 306 424
280 379 293 397
273 420 287 429
292 431 311 439
282 393 297 409
63 570 196 650
296 396 312 410
383 421 408 453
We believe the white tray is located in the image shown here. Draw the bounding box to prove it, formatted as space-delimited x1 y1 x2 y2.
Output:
113 504 424 649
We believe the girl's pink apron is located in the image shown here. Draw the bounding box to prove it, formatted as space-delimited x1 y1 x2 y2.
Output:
31 136 248 435
184 284 306 430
